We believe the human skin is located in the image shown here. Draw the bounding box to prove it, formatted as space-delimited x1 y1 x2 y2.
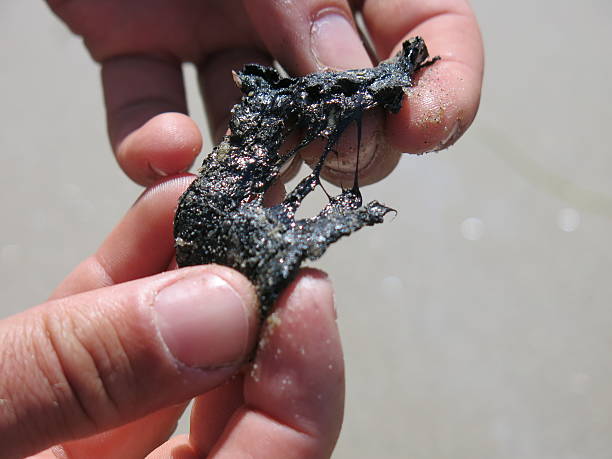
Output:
1 176 343 458
47 0 484 186
8 0 483 455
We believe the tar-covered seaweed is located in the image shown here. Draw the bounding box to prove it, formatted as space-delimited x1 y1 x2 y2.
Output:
174 37 437 317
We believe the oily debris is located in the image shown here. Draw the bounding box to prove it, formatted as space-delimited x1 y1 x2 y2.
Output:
174 37 437 317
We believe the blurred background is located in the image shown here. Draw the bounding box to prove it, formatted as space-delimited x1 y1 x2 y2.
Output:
2 1 612 457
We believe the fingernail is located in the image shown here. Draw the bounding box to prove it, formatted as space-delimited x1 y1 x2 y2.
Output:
435 120 462 151
311 11 372 70
154 274 252 368
149 162 191 178
149 163 169 177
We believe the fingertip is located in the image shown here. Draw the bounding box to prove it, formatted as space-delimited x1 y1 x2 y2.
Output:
194 270 343 458
299 110 402 187
360 0 484 154
152 265 261 370
387 59 482 154
280 268 335 321
246 269 343 438
146 434 197 459
117 113 202 185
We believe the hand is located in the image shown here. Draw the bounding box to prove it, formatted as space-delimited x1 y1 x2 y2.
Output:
47 0 483 186
2 177 343 458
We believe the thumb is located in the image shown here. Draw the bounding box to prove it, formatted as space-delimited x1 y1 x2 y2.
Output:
0 265 258 459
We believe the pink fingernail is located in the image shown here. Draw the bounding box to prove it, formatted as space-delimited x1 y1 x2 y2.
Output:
311 11 372 71
149 163 169 177
154 274 252 368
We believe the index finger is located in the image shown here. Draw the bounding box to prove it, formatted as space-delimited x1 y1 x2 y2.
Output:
102 57 202 185
44 176 195 458
361 0 484 153
50 174 194 299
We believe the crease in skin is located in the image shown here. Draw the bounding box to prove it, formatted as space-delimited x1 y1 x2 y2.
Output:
174 37 439 317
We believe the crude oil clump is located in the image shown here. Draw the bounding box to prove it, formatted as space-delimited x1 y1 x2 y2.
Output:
174 37 437 317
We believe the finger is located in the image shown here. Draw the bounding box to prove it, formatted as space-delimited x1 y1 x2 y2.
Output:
299 111 402 187
361 0 484 153
145 378 246 458
205 270 344 458
1 265 259 459
243 0 370 75
147 270 343 458
145 434 197 459
51 175 195 300
263 180 287 208
34 404 187 459
47 176 195 457
102 55 201 185
244 0 483 184
179 169 292 455
243 1 400 187
188 375 245 455
118 113 202 184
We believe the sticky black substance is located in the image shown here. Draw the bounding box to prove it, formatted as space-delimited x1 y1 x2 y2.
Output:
174 37 437 317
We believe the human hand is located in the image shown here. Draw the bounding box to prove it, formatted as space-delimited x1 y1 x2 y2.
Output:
47 0 483 186
2 177 343 458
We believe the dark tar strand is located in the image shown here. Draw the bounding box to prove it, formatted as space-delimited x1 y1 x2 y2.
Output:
174 37 438 317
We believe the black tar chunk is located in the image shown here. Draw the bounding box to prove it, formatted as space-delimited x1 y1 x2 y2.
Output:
174 37 436 317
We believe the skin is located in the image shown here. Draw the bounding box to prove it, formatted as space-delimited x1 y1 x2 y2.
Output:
4 176 342 458
2 0 484 456
47 0 483 186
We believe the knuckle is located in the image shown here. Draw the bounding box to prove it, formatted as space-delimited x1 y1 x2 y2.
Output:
0 312 106 452
36 304 135 432
0 326 29 445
